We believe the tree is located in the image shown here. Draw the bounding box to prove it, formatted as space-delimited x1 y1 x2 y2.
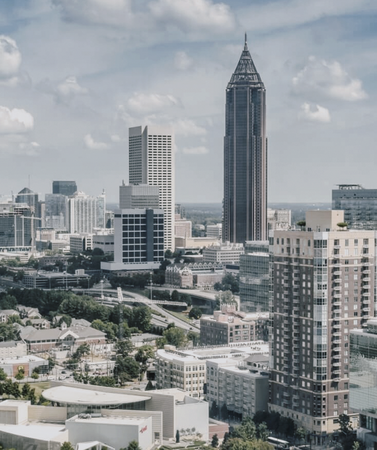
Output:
0 368 7 381
221 403 229 421
22 383 31 398
145 380 154 391
295 427 306 443
135 345 154 366
61 442 75 450
31 371 39 380
176 430 180 443
114 339 134 357
187 331 200 346
189 307 202 320
115 356 140 384
215 290 236 306
257 423 269 442
171 290 180 302
162 327 186 347
233 417 257 441
210 401 219 418
123 441 141 450
72 343 90 360
15 367 25 381
211 434 219 448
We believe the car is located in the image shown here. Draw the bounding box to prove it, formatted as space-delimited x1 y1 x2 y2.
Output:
61 370 66 374
59 375 66 380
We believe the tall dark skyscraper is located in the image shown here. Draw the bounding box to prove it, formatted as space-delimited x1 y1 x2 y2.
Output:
223 35 267 243
52 181 77 196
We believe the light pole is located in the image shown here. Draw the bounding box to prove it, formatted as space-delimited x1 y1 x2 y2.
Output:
100 279 104 300
150 272 153 301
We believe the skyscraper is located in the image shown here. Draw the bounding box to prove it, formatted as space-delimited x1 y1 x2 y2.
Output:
223 35 267 243
52 180 77 196
269 210 375 443
129 125 175 251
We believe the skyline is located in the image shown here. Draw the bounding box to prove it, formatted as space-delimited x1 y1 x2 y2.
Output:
0 0 376 204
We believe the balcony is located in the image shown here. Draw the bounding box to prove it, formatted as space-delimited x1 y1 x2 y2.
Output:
333 323 341 329
362 277 371 282
363 307 371 312
363 269 371 274
332 270 341 276
333 293 342 298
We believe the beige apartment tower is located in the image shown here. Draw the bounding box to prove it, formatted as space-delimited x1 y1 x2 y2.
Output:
269 210 376 444
129 126 175 251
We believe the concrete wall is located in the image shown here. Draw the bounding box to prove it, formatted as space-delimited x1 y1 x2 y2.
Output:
28 405 67 422
175 399 209 441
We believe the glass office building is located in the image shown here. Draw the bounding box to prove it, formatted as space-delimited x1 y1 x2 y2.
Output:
239 240 270 313
350 320 377 449
223 35 267 243
332 184 377 230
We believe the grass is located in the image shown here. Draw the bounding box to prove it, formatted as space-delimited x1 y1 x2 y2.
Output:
20 381 51 398
163 308 193 324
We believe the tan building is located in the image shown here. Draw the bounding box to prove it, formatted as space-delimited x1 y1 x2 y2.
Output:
165 262 224 289
200 305 269 345
203 242 244 265
269 210 376 443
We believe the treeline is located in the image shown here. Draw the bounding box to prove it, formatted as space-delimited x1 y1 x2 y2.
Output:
110 271 165 289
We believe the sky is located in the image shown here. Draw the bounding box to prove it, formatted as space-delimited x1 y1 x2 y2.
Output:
0 0 377 204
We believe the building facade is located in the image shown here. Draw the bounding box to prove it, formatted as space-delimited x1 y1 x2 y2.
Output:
101 208 164 271
267 208 291 231
200 305 269 345
203 242 244 265
239 241 270 313
119 182 159 209
44 194 69 231
332 184 377 230
68 191 106 234
350 320 377 450
129 125 174 252
223 36 267 243
0 206 33 248
52 180 77 196
269 210 376 443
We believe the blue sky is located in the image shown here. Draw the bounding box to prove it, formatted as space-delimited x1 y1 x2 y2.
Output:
0 0 377 204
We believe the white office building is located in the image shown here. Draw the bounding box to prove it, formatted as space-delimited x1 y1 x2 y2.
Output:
69 191 106 234
203 242 244 265
129 125 175 252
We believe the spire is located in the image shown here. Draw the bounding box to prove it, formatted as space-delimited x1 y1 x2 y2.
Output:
227 34 264 88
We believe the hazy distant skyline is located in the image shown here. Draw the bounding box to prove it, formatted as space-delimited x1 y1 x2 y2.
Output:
0 0 376 204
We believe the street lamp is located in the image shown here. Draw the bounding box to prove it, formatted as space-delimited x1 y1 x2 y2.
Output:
100 279 104 300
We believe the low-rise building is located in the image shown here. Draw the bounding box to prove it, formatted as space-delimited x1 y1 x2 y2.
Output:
0 340 27 359
203 242 244 265
165 262 224 289
200 305 269 345
22 270 90 289
0 309 19 323
155 342 269 399
0 354 49 376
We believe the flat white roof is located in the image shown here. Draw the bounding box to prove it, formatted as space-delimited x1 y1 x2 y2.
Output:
68 414 148 425
42 386 151 406
0 355 47 364
0 424 66 441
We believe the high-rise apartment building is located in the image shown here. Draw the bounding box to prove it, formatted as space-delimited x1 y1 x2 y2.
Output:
269 210 376 444
68 191 106 234
52 181 77 196
129 125 175 252
239 241 270 313
44 194 69 231
223 36 267 243
332 184 377 229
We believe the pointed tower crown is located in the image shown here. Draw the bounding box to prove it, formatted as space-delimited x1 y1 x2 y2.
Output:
228 35 264 89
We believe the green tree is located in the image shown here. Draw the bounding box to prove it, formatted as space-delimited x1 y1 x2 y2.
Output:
72 343 90 360
135 345 154 365
210 401 219 418
188 307 202 320
31 371 39 380
257 423 269 442
22 383 31 398
233 417 257 441
176 430 180 443
295 427 306 443
171 290 180 302
220 403 229 421
61 442 75 450
145 380 154 391
124 440 142 450
212 434 219 448
161 326 186 347
115 356 140 384
0 368 7 381
15 367 25 381
187 331 200 346
114 339 134 357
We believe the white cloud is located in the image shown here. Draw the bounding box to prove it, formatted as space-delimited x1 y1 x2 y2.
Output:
0 106 34 134
84 134 109 150
174 51 193 71
55 76 88 103
18 141 41 157
182 146 209 155
173 119 207 136
53 0 133 26
0 35 21 79
149 0 236 33
293 56 367 101
110 134 121 142
299 103 331 123
126 92 180 114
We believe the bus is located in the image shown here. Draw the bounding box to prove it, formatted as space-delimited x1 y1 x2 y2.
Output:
267 437 290 449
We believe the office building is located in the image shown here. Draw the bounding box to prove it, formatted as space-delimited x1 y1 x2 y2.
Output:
165 262 224 289
203 242 244 265
68 191 106 234
332 184 377 229
155 342 268 399
223 35 267 243
175 214 192 238
200 305 269 345
239 241 270 313
45 193 69 231
129 125 174 251
101 208 164 272
269 210 376 443
267 208 291 231
206 355 270 419
52 180 77 196
350 320 377 450
0 205 32 248
207 223 222 240
119 182 159 209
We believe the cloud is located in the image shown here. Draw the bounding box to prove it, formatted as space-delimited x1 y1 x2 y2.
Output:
299 103 331 123
174 51 193 71
0 35 21 79
110 134 121 142
182 146 209 155
55 76 88 103
17 141 41 157
126 92 180 114
149 0 236 33
52 0 133 26
0 106 34 134
173 119 207 136
292 56 367 102
84 134 109 150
